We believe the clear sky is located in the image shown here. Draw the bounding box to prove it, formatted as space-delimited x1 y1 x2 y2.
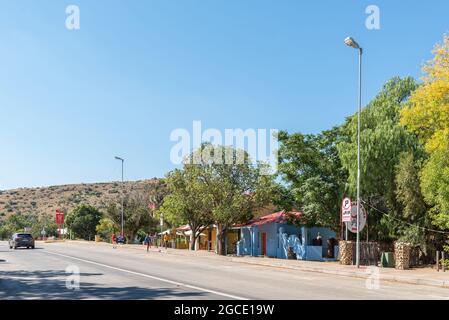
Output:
1 0 448 190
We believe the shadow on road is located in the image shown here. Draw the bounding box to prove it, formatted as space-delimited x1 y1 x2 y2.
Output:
0 269 209 300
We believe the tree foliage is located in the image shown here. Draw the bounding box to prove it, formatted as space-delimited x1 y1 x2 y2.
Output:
337 77 423 240
0 213 58 239
146 178 168 214
66 204 103 240
401 35 449 154
159 166 214 250
105 191 157 242
194 144 276 255
277 127 347 230
95 218 118 242
161 144 276 255
401 35 449 230
421 149 449 229
394 152 431 244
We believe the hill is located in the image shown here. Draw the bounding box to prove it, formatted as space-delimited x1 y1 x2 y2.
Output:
0 179 159 220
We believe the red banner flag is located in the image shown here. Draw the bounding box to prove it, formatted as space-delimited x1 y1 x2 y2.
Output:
56 210 64 225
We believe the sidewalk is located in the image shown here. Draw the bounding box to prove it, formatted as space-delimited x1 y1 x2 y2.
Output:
59 240 449 289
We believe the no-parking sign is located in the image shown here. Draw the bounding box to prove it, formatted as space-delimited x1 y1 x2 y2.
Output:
341 197 352 222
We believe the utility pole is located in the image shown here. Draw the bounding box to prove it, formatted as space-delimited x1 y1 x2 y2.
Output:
115 156 125 238
345 37 363 268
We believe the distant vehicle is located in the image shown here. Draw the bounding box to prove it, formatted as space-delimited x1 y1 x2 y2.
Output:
117 235 127 244
9 233 35 249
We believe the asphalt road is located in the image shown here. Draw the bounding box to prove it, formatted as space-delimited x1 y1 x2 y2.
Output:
1 241 448 300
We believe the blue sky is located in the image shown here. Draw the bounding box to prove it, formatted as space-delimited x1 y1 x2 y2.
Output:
1 0 448 190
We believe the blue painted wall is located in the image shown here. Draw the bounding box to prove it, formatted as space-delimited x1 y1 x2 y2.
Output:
237 222 337 261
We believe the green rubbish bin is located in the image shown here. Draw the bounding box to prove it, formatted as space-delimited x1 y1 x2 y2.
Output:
381 252 395 268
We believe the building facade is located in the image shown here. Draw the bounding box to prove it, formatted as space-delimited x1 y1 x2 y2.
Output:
235 211 339 261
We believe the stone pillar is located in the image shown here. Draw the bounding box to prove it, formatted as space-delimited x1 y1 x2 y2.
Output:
339 241 355 265
394 242 412 270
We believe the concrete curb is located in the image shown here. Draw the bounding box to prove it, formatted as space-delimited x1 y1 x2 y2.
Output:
52 240 449 289
228 257 449 289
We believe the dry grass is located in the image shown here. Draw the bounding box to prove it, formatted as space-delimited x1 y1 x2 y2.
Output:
0 179 159 219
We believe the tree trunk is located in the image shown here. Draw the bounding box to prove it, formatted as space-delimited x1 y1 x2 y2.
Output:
189 232 196 251
189 224 201 251
216 224 226 256
128 232 135 244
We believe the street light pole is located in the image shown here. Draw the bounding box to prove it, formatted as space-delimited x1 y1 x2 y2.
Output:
115 156 125 238
345 37 363 268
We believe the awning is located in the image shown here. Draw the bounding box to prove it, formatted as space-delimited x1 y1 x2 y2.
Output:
183 230 206 237
158 229 172 235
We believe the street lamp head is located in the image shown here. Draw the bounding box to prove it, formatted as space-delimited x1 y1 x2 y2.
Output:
115 156 124 161
344 37 360 49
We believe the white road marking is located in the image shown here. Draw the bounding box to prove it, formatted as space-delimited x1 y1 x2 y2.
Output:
43 250 248 300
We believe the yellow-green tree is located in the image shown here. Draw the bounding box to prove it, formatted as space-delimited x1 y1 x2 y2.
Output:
401 35 449 229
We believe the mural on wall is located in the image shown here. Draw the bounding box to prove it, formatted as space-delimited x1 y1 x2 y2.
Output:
235 211 339 261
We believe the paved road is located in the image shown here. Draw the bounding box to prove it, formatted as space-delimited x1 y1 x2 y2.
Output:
1 241 448 300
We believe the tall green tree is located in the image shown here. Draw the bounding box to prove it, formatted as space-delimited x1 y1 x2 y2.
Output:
159 167 213 250
95 218 118 242
277 127 347 230
106 191 157 242
0 213 32 238
394 152 431 244
421 150 449 229
337 77 422 240
188 144 276 255
66 204 102 240
146 178 168 214
401 35 449 230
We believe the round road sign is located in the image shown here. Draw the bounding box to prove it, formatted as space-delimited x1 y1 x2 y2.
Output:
345 203 367 233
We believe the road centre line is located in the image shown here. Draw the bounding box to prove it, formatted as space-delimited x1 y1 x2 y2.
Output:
43 250 248 300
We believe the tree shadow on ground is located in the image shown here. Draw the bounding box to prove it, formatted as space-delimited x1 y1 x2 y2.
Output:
0 269 210 300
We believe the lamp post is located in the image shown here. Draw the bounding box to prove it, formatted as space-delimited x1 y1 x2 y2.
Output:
115 156 125 238
344 37 362 268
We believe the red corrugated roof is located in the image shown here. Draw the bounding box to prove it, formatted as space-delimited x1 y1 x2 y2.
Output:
235 211 303 228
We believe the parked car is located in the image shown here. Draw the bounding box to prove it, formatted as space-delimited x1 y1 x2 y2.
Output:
9 233 35 249
116 235 127 244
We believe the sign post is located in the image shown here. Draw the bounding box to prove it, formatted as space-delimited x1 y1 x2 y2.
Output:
160 213 164 247
56 209 64 240
341 197 352 240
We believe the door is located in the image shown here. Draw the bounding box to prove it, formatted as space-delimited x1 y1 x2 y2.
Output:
261 233 267 256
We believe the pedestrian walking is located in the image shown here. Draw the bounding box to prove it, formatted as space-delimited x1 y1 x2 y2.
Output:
163 233 169 249
144 233 152 252
111 233 117 249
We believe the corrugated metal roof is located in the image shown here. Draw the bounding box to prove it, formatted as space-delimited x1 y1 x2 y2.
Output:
235 211 303 228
